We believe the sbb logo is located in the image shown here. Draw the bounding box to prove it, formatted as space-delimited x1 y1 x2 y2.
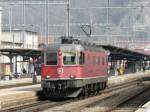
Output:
57 68 63 75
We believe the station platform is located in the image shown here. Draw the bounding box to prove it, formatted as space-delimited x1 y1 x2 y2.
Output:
108 71 150 87
0 72 149 109
0 76 41 88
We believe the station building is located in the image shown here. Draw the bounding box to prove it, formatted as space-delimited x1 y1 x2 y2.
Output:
0 8 53 78
0 9 41 78
0 7 54 78
0 28 39 77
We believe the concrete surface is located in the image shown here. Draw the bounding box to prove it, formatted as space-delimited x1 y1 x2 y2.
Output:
0 72 149 109
0 76 41 87
0 84 41 109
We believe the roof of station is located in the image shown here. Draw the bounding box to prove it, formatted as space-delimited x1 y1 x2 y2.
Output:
2 25 39 33
0 43 150 61
61 37 150 61
0 48 41 57
100 45 150 61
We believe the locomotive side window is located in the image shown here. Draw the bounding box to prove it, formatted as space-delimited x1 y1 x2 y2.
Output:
102 57 105 65
79 52 84 65
98 56 100 65
46 52 57 65
93 56 95 65
87 55 90 65
96 56 100 65
83 53 85 64
63 52 76 65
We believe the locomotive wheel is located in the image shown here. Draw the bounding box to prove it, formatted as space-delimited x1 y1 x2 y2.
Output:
104 82 107 89
102 82 106 89
83 86 88 97
100 82 104 90
102 82 105 89
88 84 91 96
96 83 99 93
97 83 100 92
93 83 97 95
78 92 83 99
99 82 102 90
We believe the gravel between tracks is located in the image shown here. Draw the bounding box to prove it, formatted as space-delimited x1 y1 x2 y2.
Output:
42 81 150 112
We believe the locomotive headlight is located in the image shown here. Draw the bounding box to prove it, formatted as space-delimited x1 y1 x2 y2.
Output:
70 74 76 78
46 75 50 79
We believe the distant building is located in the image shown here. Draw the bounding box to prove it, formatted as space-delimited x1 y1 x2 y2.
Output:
38 36 54 45
38 36 54 49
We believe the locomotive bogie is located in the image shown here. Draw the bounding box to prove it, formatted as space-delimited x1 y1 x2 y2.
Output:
42 80 107 98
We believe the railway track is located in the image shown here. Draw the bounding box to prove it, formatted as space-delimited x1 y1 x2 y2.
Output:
0 80 145 112
0 97 80 112
79 81 150 112
112 82 150 112
0 100 72 112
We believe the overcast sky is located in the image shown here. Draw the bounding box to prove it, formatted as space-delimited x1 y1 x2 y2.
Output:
0 0 150 45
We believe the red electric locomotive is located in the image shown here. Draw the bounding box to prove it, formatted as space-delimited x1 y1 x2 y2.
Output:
41 38 108 98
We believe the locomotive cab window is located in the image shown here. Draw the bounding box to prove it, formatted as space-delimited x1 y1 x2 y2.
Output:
63 52 76 65
46 52 57 65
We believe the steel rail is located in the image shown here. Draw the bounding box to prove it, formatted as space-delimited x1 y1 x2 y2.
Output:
0 80 142 112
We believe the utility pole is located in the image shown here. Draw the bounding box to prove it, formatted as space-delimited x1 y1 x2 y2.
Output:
107 0 110 45
45 0 49 45
88 0 92 38
131 1 135 49
9 6 13 48
23 0 26 48
67 0 70 37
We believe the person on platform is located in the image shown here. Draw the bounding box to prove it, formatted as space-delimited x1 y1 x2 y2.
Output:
29 58 37 84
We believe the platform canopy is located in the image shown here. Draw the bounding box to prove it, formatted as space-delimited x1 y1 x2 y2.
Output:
100 45 150 61
0 48 42 58
1 44 149 62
